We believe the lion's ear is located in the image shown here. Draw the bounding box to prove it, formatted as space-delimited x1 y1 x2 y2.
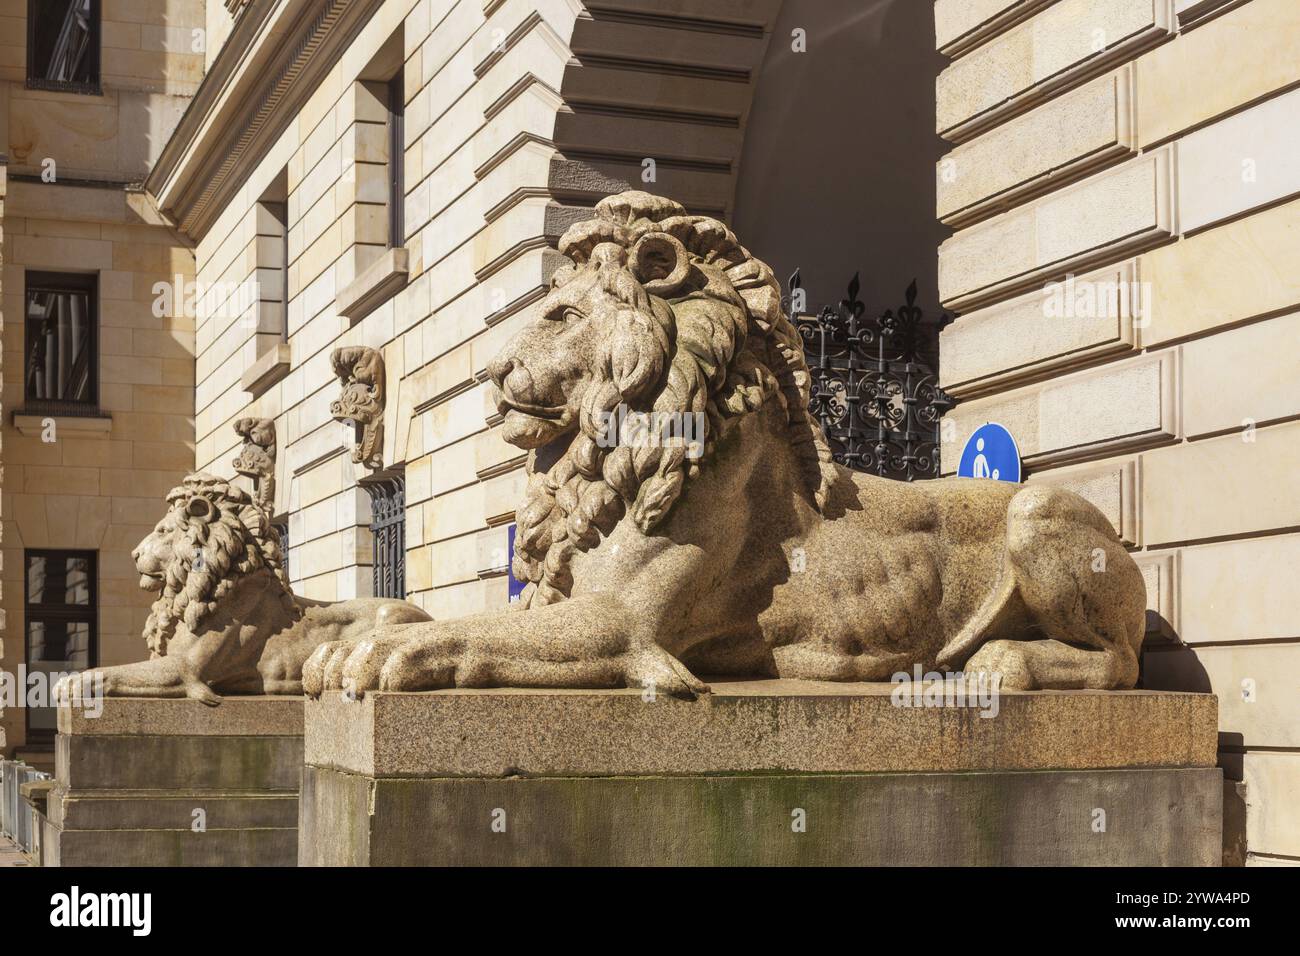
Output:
185 496 216 522
628 234 690 298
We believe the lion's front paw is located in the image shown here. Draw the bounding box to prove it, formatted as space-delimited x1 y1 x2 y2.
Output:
377 635 460 692
304 641 356 697
305 637 416 697
623 646 710 699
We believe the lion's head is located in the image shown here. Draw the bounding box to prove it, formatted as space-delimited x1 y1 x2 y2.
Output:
490 191 833 608
135 472 294 656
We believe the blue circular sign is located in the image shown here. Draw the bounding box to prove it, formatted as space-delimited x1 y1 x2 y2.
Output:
957 422 1022 483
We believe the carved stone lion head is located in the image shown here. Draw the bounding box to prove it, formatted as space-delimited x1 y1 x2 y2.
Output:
135 472 294 656
488 190 832 607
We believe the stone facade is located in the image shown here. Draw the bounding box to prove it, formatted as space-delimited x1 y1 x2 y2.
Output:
0 0 202 755
935 0 1299 865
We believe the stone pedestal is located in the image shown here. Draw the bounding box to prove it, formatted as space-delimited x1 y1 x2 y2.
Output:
43 697 303 866
300 680 1223 866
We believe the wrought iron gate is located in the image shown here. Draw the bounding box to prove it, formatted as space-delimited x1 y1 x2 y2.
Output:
362 473 406 599
790 271 953 481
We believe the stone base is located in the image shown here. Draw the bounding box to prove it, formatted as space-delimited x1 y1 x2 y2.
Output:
43 697 303 867
301 680 1223 867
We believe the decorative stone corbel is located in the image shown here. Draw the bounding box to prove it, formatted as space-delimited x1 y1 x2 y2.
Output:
330 346 386 470
231 417 277 511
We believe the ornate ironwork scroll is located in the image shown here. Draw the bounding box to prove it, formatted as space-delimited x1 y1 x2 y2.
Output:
790 271 954 481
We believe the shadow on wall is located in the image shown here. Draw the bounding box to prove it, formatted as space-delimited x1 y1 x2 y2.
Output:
733 0 950 318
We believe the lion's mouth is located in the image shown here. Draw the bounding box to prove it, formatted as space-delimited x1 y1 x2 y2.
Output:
138 572 164 592
496 391 565 419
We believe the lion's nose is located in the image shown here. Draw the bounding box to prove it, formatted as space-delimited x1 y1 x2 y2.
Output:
487 353 514 389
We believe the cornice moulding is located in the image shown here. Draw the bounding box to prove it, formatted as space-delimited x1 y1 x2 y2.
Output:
146 0 384 242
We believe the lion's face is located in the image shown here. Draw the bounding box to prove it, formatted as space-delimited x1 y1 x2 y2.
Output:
133 507 183 591
487 273 601 449
137 473 291 655
489 235 722 451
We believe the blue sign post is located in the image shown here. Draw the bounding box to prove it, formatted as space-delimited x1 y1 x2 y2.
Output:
957 422 1022 483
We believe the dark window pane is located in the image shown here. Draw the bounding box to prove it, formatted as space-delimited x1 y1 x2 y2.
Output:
25 273 96 406
26 619 92 669
24 549 97 742
388 71 404 248
29 0 99 88
26 553 92 605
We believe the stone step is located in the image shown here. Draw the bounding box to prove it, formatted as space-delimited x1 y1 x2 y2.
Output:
47 826 298 868
50 788 299 831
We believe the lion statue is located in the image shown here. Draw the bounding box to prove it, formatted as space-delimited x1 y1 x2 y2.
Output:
58 473 429 704
304 190 1147 698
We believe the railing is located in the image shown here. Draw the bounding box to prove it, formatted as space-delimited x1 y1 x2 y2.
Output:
0 759 51 857
789 271 954 482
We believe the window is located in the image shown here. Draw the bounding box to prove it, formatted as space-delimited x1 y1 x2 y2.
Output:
387 70 404 248
25 551 97 742
27 0 101 93
363 474 405 599
24 271 98 412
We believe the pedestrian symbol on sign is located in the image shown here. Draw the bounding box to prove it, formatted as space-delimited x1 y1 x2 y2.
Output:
957 423 1021 484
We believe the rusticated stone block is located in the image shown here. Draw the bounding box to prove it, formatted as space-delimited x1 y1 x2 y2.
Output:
1242 753 1300 859
1139 198 1300 348
935 0 1054 57
1177 86 1300 234
939 149 1175 310
938 69 1136 226
1144 643 1300 748
939 259 1141 397
942 351 1178 472
1140 421 1300 546
1137 0 1300 147
937 0 1172 141
1177 533 1300 645
1181 311 1300 439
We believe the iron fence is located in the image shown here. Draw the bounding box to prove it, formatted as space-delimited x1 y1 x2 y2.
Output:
789 271 953 481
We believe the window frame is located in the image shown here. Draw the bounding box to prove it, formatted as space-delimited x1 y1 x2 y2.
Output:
26 0 103 96
22 269 100 415
23 549 99 743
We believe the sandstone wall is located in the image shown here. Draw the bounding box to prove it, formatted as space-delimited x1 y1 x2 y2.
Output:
0 0 202 754
935 0 1299 865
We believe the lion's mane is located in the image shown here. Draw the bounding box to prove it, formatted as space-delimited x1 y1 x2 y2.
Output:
513 191 834 608
143 473 297 656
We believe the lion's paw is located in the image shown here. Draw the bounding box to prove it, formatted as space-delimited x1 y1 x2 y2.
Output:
303 641 356 697
965 639 1033 690
623 646 710 699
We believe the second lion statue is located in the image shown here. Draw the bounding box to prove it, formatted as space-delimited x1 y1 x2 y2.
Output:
302 190 1148 697
58 473 430 704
